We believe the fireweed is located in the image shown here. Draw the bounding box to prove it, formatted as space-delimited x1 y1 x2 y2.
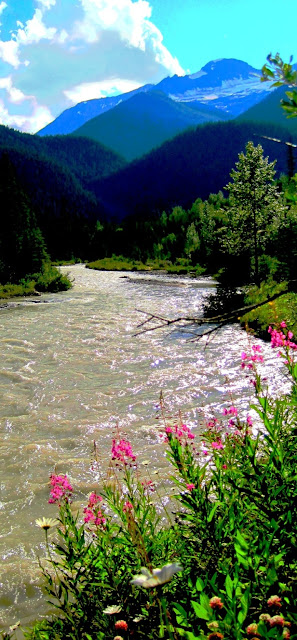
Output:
23 323 297 640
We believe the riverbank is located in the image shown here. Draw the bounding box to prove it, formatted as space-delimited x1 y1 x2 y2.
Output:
1 265 285 631
86 256 206 275
0 264 72 300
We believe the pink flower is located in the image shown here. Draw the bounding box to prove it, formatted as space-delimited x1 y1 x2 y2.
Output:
280 321 287 329
186 483 195 491
246 623 259 636
141 479 155 492
49 474 73 504
123 500 133 512
267 595 282 608
164 423 195 444
211 440 224 450
83 491 106 527
209 596 224 610
270 616 285 628
111 439 136 464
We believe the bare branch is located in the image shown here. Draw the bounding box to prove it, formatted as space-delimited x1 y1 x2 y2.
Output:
134 289 286 340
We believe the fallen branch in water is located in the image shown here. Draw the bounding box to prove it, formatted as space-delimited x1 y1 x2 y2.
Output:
134 290 286 342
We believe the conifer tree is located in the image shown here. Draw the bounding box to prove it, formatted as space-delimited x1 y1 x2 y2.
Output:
222 141 286 284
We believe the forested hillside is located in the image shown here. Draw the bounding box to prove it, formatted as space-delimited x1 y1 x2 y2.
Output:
90 120 297 219
0 126 126 259
73 90 228 161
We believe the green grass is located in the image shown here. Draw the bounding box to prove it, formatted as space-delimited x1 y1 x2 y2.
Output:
0 263 72 299
240 281 297 338
86 256 205 275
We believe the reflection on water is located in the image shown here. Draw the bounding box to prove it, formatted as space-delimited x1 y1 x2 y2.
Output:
0 265 285 629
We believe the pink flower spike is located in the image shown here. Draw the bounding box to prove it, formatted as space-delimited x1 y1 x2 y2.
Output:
211 440 224 450
280 321 287 329
123 500 133 513
186 483 195 491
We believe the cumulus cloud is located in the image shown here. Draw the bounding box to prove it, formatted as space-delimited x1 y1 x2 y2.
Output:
0 0 184 133
64 78 142 103
0 1 7 16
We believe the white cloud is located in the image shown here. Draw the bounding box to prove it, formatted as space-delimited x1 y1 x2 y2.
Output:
64 78 142 103
0 38 20 67
0 75 28 102
0 97 53 132
0 0 184 133
36 0 57 8
0 1 7 16
16 8 57 45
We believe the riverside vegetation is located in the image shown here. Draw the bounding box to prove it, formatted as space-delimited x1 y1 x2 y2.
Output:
2 320 296 640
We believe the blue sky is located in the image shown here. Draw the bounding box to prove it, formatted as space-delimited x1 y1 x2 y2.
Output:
0 0 296 133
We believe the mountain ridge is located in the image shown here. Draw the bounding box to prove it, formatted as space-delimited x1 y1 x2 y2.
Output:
37 58 272 138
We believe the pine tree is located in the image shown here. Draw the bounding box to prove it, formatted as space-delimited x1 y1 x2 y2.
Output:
222 141 286 284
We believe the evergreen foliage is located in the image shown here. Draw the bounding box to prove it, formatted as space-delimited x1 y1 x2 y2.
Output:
222 141 286 284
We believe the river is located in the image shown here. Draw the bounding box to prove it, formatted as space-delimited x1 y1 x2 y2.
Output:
0 265 285 631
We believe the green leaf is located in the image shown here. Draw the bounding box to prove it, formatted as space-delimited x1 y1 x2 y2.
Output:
207 502 219 523
235 531 249 550
225 574 233 599
191 601 210 621
195 577 205 592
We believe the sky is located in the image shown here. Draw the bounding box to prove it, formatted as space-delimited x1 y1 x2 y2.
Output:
0 0 296 134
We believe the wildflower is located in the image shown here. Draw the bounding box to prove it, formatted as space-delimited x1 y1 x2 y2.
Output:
48 474 73 504
164 423 194 444
114 636 124 640
35 517 59 530
207 621 219 631
211 440 224 450
83 492 106 527
223 406 238 416
283 628 291 639
141 479 155 492
111 439 136 464
186 483 195 491
267 595 282 608
269 616 285 628
259 614 271 623
123 501 133 512
241 346 264 369
115 620 128 631
209 596 224 610
208 633 224 640
246 624 259 636
103 605 122 615
131 563 183 588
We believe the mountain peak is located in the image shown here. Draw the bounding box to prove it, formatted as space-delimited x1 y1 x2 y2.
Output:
200 58 259 79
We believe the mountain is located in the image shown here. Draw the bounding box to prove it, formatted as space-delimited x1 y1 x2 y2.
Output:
237 85 297 135
154 59 271 117
38 84 153 136
72 90 229 161
88 121 296 220
37 58 273 137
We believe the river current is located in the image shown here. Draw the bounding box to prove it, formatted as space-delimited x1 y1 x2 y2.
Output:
0 265 286 630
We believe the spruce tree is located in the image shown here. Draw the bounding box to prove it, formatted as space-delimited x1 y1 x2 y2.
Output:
222 141 286 284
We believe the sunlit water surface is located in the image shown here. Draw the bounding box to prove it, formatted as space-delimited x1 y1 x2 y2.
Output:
0 265 287 630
